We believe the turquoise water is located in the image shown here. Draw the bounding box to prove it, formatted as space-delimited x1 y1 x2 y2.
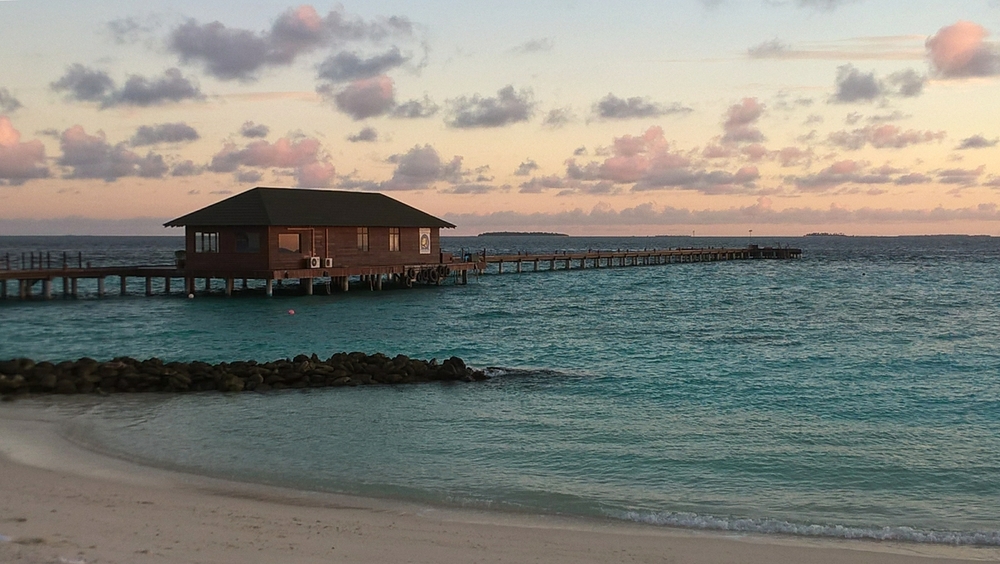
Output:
1 235 999 544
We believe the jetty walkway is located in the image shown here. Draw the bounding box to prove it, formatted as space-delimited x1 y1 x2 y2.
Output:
0 245 800 300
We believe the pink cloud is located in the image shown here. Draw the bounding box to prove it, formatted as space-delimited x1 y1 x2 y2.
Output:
208 134 333 185
329 75 395 120
722 98 765 143
778 146 811 167
828 124 946 150
0 116 49 183
297 161 336 187
926 21 1000 77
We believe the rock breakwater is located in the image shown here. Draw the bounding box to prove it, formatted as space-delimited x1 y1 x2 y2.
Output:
0 353 487 398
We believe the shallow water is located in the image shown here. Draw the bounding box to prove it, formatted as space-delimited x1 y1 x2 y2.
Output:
2 235 999 544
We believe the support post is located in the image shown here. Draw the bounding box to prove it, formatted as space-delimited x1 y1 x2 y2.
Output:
43 279 52 300
376 274 383 290
19 280 27 299
63 277 69 297
71 278 78 298
145 277 153 296
98 277 105 297
226 278 234 297
304 278 313 295
498 262 503 274
120 276 127 296
265 279 273 297
516 261 522 273
164 277 171 294
242 278 248 290
204 278 211 292
0 280 6 299
461 269 468 285
341 276 349 292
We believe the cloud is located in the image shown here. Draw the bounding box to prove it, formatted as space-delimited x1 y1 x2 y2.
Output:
339 144 469 191
547 126 762 196
58 125 168 181
51 65 202 107
236 170 263 183
446 85 535 128
926 21 1000 78
171 160 201 176
787 159 896 192
106 16 160 45
0 88 22 113
510 38 554 54
208 134 335 186
831 64 925 103
51 64 115 103
316 47 409 82
111 68 203 107
323 75 395 120
593 94 693 120
957 135 998 149
514 159 539 176
441 183 503 195
887 69 925 97
129 122 200 146
936 165 984 186
748 39 789 58
347 126 379 142
542 107 574 128
832 65 881 102
828 124 945 150
168 6 414 81
390 96 439 118
795 0 859 9
239 121 269 138
519 175 568 193
382 144 465 189
722 98 765 143
296 161 336 187
0 116 49 184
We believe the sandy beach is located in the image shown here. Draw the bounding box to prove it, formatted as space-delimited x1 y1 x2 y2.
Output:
0 403 997 564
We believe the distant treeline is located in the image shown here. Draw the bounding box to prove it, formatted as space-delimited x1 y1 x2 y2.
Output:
477 231 569 237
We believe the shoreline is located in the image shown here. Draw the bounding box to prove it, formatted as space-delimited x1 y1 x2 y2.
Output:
1 403 998 564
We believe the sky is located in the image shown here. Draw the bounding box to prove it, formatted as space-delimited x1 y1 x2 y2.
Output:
2 0 1000 236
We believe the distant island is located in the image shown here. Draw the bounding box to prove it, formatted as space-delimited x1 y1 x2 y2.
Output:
804 232 849 237
477 231 569 237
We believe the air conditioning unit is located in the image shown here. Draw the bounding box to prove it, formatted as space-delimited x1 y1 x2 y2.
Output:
308 256 321 269
323 257 334 268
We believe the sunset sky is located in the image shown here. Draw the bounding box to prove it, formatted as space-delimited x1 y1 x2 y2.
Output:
2 0 1000 235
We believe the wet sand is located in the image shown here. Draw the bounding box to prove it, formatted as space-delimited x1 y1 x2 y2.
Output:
1 403 996 564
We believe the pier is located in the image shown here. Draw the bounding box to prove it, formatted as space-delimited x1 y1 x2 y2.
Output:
482 245 800 274
0 244 799 301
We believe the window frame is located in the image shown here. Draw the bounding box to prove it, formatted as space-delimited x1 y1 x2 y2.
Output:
388 227 400 252
357 227 369 251
278 232 302 254
234 231 261 254
194 231 219 253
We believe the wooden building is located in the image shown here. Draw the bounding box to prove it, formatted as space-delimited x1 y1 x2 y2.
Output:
164 187 461 294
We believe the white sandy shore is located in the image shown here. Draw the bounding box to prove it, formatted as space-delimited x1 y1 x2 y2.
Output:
1 402 997 564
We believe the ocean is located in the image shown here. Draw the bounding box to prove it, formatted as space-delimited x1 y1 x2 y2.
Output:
1 234 998 545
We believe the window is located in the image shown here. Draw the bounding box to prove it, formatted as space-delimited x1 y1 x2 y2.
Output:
278 233 301 254
194 231 218 253
235 232 260 253
388 227 400 252
357 227 369 251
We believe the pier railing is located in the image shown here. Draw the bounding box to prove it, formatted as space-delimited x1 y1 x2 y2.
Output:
3 251 86 271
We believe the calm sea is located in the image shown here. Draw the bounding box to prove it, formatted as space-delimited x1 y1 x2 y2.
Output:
1 234 998 545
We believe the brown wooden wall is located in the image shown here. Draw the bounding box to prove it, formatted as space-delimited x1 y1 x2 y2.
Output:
184 226 270 272
184 225 443 273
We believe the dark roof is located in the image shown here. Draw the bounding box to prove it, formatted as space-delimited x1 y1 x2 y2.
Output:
164 187 455 228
